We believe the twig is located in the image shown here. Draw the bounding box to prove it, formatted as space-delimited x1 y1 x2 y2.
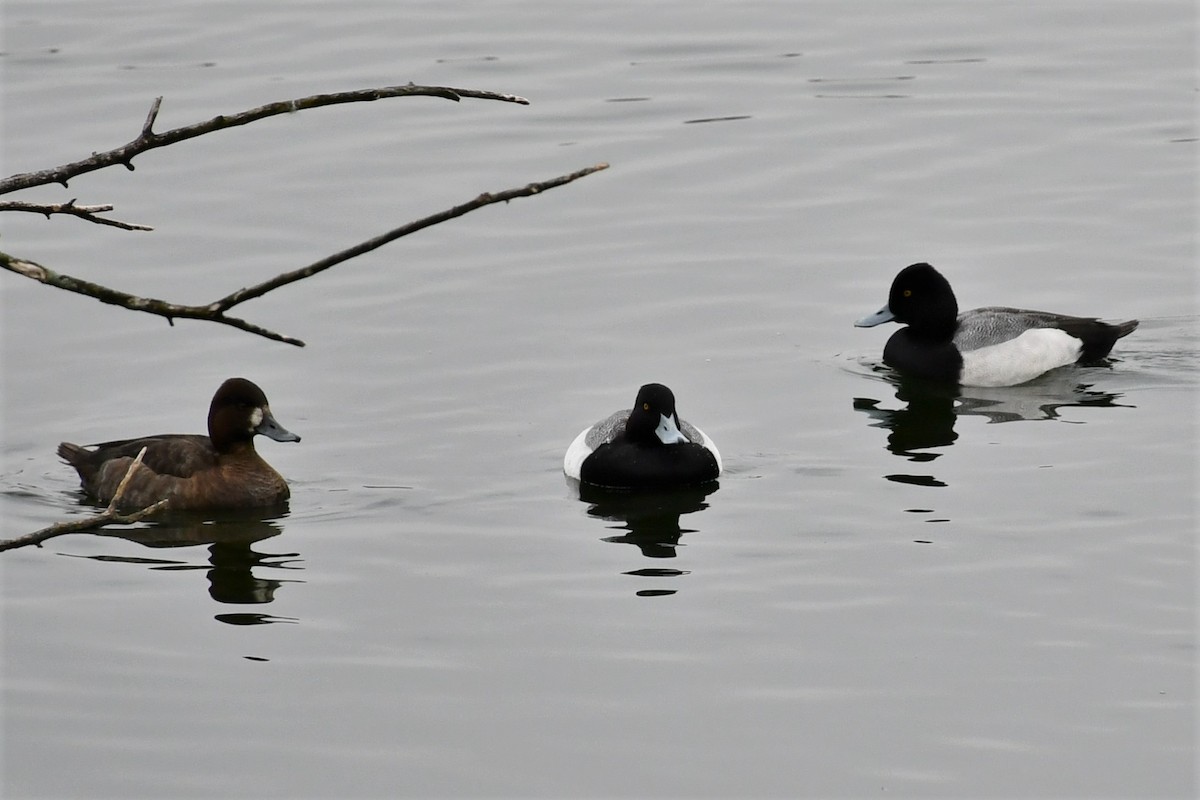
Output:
0 163 610 347
0 447 169 553
213 162 611 311
0 84 530 196
0 199 153 231
0 251 302 345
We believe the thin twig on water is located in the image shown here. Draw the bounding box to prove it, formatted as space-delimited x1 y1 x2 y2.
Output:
0 447 169 553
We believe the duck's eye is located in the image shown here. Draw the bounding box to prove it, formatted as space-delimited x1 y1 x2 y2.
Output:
643 402 650 411
902 289 912 297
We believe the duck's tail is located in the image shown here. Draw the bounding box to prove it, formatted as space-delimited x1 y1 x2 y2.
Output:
57 441 87 465
1112 319 1139 339
57 442 99 482
1076 318 1138 362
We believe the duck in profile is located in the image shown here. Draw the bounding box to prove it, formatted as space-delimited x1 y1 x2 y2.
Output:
58 377 300 511
855 262 1138 387
564 383 721 490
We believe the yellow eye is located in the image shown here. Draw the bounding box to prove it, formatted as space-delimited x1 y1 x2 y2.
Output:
643 402 650 411
902 289 912 297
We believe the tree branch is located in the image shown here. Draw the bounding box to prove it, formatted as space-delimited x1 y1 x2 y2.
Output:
0 163 609 347
0 84 530 196
0 251 307 345
212 162 611 312
0 447 169 553
0 199 153 231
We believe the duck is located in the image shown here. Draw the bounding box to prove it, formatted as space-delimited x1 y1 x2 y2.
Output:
564 383 721 490
855 262 1138 387
58 377 300 511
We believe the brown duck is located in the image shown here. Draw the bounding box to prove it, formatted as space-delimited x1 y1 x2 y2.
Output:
58 377 300 511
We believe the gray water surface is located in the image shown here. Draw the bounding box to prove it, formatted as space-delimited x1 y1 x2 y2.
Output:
2 2 1196 797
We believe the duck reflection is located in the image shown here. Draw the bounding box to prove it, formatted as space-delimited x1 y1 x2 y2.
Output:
88 509 301 624
570 479 717 565
854 367 1133 486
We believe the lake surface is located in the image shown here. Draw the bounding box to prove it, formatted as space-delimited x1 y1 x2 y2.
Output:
2 1 1196 797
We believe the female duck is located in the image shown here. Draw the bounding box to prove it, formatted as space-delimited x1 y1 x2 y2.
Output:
564 383 721 490
855 262 1138 387
58 377 300 511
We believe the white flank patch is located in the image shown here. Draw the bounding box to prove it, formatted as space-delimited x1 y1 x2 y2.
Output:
959 328 1082 387
562 426 593 480
692 425 723 474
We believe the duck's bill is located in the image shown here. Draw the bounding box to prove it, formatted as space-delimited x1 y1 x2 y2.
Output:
257 410 302 443
855 305 895 327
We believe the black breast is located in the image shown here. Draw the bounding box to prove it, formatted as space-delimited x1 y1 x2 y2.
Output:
883 329 964 381
580 439 719 489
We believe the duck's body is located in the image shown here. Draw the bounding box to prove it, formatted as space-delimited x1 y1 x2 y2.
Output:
565 383 721 490
58 378 300 511
857 263 1137 387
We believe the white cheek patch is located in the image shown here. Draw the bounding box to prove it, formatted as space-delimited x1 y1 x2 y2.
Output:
656 413 689 445
960 328 1082 387
249 407 264 429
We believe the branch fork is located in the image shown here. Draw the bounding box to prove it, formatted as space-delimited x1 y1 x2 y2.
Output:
0 448 168 553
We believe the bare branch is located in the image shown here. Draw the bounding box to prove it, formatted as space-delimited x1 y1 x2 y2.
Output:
141 96 163 137
108 446 150 504
0 84 530 196
0 163 609 347
213 162 612 312
0 447 168 553
0 251 306 345
0 199 153 231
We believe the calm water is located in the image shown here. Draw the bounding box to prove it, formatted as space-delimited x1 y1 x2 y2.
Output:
2 1 1196 797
